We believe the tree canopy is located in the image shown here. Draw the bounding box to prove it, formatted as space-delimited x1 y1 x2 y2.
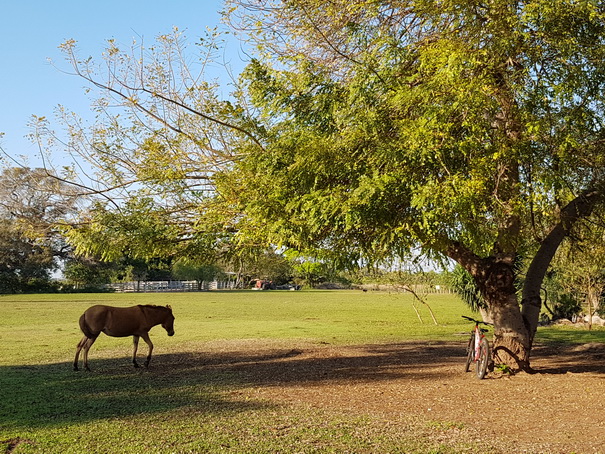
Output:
0 167 82 292
36 0 605 369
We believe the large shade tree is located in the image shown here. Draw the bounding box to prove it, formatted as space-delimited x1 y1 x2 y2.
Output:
215 0 605 371
42 0 605 370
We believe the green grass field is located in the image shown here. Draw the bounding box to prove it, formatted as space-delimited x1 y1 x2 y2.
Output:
1 290 603 453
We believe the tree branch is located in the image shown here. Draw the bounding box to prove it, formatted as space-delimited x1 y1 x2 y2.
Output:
522 186 605 321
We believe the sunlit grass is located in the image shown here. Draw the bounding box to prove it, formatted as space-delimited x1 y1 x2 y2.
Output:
0 290 600 453
0 290 472 367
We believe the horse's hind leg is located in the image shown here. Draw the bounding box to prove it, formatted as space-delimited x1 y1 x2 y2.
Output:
82 337 97 371
132 335 140 368
74 336 88 371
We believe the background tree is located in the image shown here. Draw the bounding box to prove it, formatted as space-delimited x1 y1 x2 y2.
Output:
0 219 57 293
242 250 294 286
172 258 225 290
0 167 82 292
550 219 605 328
284 249 328 287
62 255 116 290
0 167 81 255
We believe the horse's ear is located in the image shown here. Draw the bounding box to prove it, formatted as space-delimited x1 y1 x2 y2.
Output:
166 305 172 310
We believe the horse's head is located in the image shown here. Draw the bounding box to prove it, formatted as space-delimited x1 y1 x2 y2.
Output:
162 305 175 336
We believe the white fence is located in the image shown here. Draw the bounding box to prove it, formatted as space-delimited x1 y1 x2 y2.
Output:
105 280 236 293
104 281 452 293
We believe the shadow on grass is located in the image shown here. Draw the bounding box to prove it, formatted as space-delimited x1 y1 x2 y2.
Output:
1 341 460 431
0 357 270 432
531 326 605 374
2 340 604 431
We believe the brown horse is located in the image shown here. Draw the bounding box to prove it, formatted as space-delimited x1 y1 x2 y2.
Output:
73 304 175 371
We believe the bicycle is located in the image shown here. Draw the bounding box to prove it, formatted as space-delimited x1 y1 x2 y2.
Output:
462 315 492 379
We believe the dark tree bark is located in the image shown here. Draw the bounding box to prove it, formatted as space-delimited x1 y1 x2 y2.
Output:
521 189 603 349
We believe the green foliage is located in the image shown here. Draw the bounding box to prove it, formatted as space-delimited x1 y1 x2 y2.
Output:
63 197 185 261
49 2 605 283
217 0 605 270
552 294 583 321
172 258 224 288
494 363 514 375
449 265 486 313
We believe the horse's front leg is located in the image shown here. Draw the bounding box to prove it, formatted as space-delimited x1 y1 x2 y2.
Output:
132 335 140 368
140 333 154 368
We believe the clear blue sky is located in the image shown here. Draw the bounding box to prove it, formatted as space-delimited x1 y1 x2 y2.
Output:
0 0 244 165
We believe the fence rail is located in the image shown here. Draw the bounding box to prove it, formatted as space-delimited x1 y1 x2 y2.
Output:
352 284 453 294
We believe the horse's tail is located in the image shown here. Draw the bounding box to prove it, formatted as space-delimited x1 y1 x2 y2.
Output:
79 313 95 339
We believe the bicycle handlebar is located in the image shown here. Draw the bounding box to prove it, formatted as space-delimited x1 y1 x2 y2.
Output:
461 315 493 326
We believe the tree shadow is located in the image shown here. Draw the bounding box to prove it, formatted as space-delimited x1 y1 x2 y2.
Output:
529 342 605 374
156 342 461 387
1 341 462 431
0 357 270 431
2 340 603 432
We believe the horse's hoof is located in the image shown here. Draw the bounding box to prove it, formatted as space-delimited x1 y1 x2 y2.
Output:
133 363 140 368
73 366 79 372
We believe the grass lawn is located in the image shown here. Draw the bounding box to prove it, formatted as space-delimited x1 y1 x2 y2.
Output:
1 290 603 453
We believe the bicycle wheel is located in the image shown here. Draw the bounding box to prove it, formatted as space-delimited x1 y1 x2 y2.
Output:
464 333 474 372
476 337 490 379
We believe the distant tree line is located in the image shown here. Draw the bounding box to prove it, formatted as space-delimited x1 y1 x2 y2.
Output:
0 169 350 292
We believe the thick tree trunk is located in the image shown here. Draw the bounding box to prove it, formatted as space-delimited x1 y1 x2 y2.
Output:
447 243 531 371
476 258 531 371
447 190 603 372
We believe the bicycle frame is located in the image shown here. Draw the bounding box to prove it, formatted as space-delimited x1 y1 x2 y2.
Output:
471 324 487 359
462 315 492 379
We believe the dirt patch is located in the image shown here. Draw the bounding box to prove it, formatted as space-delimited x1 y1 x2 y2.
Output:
181 340 605 453
2 438 33 454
